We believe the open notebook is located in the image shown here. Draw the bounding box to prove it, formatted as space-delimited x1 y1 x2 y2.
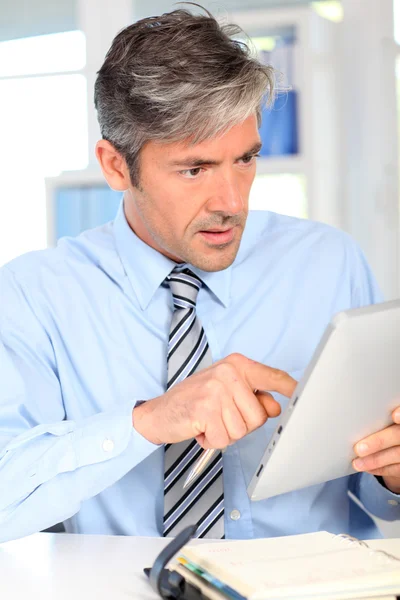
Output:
173 531 400 600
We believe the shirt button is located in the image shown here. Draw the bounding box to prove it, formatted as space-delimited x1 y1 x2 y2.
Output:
102 439 114 453
230 509 241 521
388 499 399 506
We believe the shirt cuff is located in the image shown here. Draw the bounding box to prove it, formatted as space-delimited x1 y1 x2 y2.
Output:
357 472 400 521
74 399 160 468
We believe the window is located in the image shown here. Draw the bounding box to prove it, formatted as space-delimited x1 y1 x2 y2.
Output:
0 31 88 266
0 31 85 77
250 174 307 219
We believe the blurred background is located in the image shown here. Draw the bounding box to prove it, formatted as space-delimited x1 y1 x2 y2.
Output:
0 0 399 536
0 0 399 300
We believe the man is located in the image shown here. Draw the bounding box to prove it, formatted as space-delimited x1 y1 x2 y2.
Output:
0 7 399 543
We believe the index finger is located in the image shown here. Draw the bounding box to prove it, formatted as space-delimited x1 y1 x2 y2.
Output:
354 423 400 457
229 354 298 398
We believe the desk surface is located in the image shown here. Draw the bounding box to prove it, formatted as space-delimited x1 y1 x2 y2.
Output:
1 533 400 600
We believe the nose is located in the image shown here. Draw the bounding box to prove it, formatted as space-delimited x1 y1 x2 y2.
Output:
207 171 244 216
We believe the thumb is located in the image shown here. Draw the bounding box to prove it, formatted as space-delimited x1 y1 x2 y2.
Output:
195 433 207 448
256 391 281 418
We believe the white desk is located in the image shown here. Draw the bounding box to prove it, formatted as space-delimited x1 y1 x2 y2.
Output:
1 533 400 600
0 533 170 600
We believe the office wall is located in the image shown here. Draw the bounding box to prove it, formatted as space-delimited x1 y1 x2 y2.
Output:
0 0 76 42
134 0 332 19
0 0 331 41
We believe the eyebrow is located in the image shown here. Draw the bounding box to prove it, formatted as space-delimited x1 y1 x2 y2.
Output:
168 141 263 168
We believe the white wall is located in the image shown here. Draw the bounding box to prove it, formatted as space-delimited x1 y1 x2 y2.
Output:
339 0 400 300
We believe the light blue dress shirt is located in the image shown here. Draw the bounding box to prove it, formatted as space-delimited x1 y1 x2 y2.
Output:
1 201 399 543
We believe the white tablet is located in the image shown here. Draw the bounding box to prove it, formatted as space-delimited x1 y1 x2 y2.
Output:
248 299 400 501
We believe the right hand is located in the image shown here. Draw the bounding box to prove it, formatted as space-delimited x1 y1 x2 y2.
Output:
133 353 297 449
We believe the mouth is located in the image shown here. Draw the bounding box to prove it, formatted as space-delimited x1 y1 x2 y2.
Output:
198 227 236 245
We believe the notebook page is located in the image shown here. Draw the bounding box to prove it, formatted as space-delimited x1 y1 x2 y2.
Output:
179 531 400 599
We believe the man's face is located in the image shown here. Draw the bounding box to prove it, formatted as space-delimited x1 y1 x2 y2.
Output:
124 114 261 272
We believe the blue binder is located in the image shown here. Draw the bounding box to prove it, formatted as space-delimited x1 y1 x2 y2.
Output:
259 90 299 157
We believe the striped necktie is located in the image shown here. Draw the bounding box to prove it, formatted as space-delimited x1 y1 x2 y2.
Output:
163 266 224 539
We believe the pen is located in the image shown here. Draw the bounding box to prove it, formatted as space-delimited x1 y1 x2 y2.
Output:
183 389 259 489
183 448 218 489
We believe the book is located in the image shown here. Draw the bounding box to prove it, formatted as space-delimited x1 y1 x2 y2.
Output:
173 531 400 600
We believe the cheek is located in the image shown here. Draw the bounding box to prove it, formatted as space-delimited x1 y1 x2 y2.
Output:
155 195 195 237
140 171 205 236
160 188 201 226
242 170 256 196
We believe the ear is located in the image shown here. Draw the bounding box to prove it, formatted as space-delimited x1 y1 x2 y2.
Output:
95 140 132 191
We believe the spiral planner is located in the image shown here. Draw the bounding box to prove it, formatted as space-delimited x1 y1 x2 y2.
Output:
146 527 400 600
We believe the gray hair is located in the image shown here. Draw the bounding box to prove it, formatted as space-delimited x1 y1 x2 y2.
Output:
94 5 275 185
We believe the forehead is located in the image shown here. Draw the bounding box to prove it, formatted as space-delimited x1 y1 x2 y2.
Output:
142 114 260 164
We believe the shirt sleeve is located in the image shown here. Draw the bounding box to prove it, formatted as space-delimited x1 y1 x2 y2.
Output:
0 266 159 542
349 472 400 520
344 237 400 520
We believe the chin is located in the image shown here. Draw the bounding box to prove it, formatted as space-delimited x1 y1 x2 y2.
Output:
190 249 239 272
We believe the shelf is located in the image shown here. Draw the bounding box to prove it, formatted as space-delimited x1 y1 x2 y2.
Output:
46 168 104 188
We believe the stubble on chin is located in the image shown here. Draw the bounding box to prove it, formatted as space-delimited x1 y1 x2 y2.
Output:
181 228 244 272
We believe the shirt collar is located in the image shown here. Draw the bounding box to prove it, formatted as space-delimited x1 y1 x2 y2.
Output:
113 199 232 310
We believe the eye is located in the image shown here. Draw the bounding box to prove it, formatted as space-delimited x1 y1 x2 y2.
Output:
180 167 204 179
239 153 260 165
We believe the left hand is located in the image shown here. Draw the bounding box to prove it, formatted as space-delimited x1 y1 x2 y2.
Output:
353 407 400 494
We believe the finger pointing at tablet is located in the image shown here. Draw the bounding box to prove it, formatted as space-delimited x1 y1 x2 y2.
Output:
133 353 298 449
